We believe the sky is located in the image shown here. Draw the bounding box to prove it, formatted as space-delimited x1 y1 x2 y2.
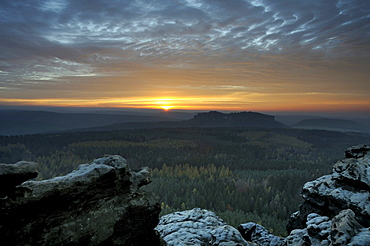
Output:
0 0 369 115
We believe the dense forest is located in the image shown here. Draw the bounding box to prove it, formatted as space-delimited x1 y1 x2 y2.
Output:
1 127 369 236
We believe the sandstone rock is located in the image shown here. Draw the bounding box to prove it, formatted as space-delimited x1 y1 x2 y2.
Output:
285 228 311 246
331 209 363 246
286 213 332 246
300 173 370 225
0 155 160 246
344 144 370 158
211 225 250 246
155 208 250 245
333 156 370 190
283 145 370 246
285 210 370 246
238 222 285 246
349 228 370 246
306 213 331 241
0 161 38 197
288 144 370 231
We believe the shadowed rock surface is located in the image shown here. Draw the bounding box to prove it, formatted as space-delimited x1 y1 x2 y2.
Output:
238 222 285 246
0 161 38 197
0 155 161 246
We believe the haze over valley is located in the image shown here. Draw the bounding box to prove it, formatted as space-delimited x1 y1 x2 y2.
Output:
1 108 370 136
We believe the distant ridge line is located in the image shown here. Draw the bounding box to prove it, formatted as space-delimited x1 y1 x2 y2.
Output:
74 111 287 132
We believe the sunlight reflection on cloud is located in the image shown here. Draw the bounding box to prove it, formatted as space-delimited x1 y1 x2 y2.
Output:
0 0 369 111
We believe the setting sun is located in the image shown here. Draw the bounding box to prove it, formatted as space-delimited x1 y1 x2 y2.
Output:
160 105 173 111
0 0 370 117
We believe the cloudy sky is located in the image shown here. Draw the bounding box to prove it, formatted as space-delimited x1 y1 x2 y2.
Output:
1 0 369 114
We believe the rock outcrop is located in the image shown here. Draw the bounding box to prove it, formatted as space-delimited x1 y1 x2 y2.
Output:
2 144 369 246
155 208 250 245
285 144 370 245
287 144 370 231
286 209 370 246
0 155 161 246
238 222 285 246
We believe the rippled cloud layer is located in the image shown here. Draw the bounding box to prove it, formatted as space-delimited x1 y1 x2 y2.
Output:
0 0 369 112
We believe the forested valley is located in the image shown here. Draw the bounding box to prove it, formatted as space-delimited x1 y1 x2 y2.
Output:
1 127 369 236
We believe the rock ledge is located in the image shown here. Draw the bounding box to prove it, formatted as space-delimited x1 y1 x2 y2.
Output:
0 155 160 246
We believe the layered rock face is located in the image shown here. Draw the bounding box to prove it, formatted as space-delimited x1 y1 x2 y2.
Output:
285 144 370 245
0 155 160 246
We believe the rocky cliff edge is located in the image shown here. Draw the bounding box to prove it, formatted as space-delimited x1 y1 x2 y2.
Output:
0 155 160 246
156 145 370 246
1 145 370 245
284 144 370 245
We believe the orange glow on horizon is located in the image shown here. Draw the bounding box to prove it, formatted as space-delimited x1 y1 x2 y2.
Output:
0 96 370 114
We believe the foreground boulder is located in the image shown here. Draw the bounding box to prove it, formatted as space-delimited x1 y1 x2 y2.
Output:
155 208 250 245
0 155 161 246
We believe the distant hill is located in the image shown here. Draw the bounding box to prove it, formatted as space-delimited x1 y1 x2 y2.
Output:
274 115 321 125
76 111 287 132
187 111 286 128
0 110 178 135
292 118 370 133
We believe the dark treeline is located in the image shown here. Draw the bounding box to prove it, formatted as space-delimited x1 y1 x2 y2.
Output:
1 127 369 236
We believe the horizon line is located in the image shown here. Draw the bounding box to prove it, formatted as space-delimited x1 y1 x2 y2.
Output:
0 104 369 118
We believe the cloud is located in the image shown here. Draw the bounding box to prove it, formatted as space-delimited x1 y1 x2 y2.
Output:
0 0 369 111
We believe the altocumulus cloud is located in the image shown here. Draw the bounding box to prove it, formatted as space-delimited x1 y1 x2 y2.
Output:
0 0 369 107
